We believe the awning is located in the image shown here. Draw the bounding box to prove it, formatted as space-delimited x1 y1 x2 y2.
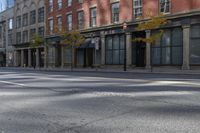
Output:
79 38 101 49
79 38 94 48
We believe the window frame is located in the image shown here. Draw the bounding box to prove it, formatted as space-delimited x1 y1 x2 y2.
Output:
90 7 97 27
151 28 183 66
159 0 170 14
66 14 73 31
133 0 143 19
105 34 125 65
111 2 120 23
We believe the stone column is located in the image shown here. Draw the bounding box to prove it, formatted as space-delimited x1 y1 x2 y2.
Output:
145 30 151 69
182 25 190 70
21 49 24 67
36 48 40 68
28 49 32 67
126 32 132 66
101 34 106 66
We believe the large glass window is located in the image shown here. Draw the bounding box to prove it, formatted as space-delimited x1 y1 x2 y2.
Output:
106 35 125 65
160 0 170 13
64 48 72 63
90 7 97 27
77 49 84 65
111 2 119 23
190 25 200 64
133 0 142 18
152 28 183 65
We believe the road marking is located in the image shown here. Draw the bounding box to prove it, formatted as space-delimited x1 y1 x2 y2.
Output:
0 80 25 86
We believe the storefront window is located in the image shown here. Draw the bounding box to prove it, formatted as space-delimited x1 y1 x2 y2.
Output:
152 28 183 65
190 25 200 64
77 49 84 65
64 48 72 63
106 35 125 65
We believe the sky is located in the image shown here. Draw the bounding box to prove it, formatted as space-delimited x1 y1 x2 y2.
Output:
0 0 15 12
0 0 6 12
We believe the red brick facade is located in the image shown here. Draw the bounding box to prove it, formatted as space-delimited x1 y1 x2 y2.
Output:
45 0 200 35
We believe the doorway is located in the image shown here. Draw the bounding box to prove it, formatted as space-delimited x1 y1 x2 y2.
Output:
133 32 146 67
85 48 94 68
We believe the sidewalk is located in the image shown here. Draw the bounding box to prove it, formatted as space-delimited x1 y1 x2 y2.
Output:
1 67 200 75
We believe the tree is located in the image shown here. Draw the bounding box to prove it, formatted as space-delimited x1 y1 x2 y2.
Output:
133 11 169 71
133 13 168 43
30 34 44 48
59 30 85 71
30 34 48 68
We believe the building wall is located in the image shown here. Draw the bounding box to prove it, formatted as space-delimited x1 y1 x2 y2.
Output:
0 7 14 66
45 0 200 35
13 0 45 45
43 0 200 70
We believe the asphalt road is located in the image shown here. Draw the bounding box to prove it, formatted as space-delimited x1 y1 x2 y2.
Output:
0 69 200 133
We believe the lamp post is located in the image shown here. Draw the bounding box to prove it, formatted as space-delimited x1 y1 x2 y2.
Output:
91 33 97 71
123 22 127 71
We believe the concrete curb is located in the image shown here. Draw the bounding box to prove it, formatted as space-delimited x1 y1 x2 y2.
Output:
1 67 200 75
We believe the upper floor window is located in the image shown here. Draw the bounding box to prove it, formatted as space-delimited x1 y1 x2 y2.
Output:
38 27 45 37
30 10 36 25
57 0 62 10
16 32 21 44
78 0 83 4
133 0 142 18
8 18 13 30
160 0 170 13
57 16 62 32
23 13 28 26
16 16 21 29
77 11 84 29
111 2 119 23
90 7 97 27
30 28 36 39
48 19 54 34
49 0 53 12
67 14 72 31
38 7 45 23
67 0 72 7
23 30 28 43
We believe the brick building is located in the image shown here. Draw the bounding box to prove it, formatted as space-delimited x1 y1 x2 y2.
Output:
45 0 200 70
13 0 45 68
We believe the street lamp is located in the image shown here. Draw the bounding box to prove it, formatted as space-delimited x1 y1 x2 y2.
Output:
91 33 97 70
123 21 127 71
